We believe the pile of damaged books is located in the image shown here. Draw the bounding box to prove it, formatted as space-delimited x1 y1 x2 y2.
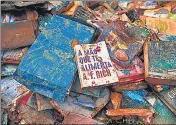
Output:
1 1 176 124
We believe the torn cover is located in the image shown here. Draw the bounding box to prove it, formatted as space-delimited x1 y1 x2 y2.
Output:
14 14 99 101
74 41 119 88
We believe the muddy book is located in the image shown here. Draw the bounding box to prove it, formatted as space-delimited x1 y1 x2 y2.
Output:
74 41 119 88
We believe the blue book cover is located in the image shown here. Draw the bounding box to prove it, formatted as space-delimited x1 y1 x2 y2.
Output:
14 14 99 102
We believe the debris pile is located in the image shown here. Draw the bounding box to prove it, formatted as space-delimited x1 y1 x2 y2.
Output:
1 1 176 124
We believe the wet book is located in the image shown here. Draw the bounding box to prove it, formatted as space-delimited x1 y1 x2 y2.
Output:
1 64 18 76
112 56 144 84
97 20 149 68
1 47 29 64
145 92 176 124
74 6 93 21
17 104 63 124
71 76 103 98
74 41 119 88
14 14 99 102
144 40 176 85
1 76 29 106
151 85 176 115
1 20 36 50
140 16 176 36
51 88 110 118
156 87 176 115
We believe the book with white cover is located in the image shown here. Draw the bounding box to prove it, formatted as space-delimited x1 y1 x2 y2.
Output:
74 41 119 88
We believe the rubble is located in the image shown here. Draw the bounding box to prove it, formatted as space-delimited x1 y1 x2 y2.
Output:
1 1 176 124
